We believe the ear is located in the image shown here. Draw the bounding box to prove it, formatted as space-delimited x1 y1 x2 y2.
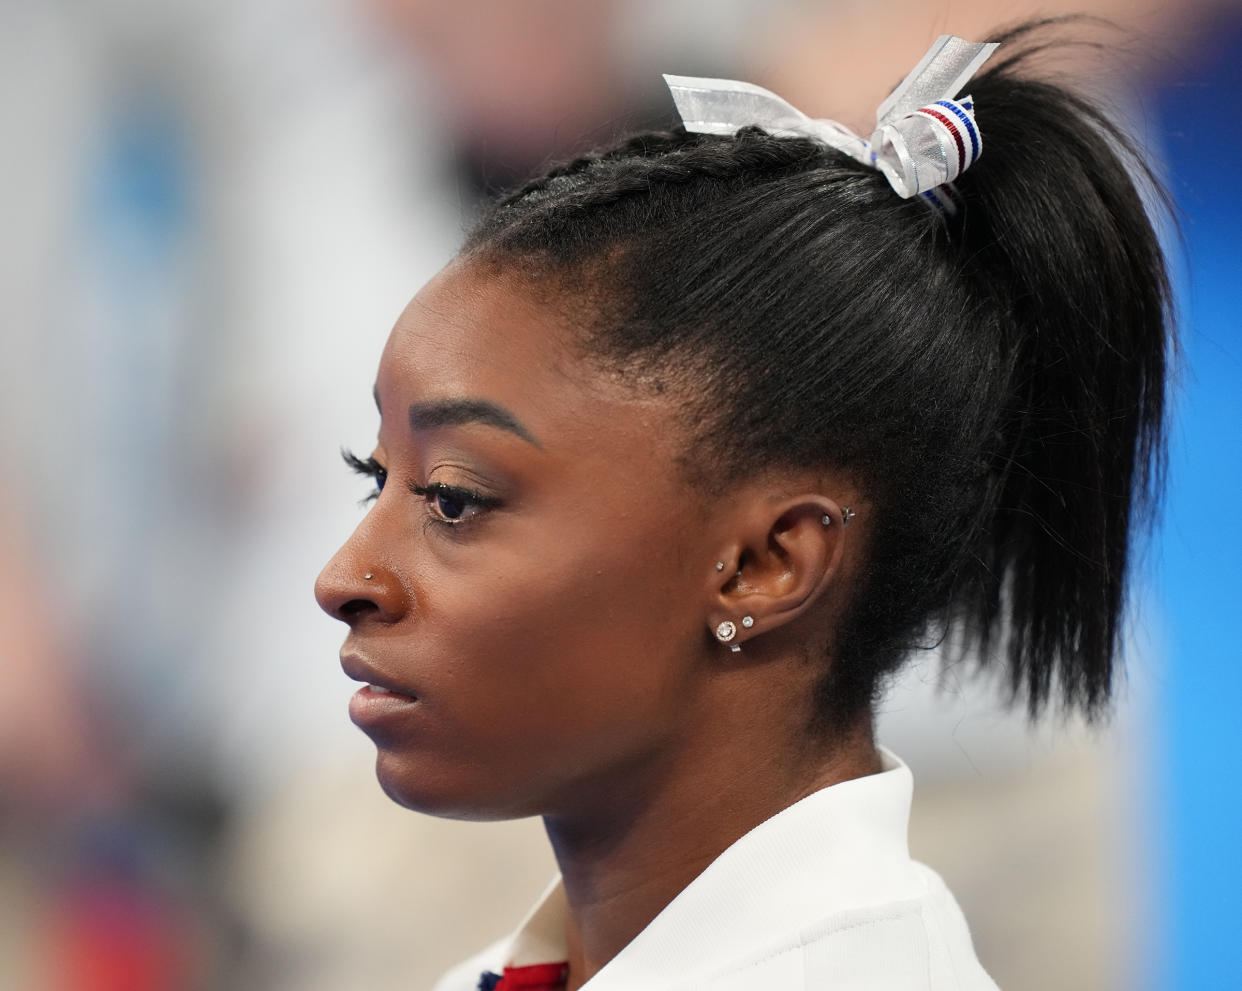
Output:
708 497 851 648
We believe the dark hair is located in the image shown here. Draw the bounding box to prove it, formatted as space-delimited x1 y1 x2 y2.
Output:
462 21 1172 731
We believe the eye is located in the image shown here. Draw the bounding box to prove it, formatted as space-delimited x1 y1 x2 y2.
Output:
342 449 386 502
411 482 501 526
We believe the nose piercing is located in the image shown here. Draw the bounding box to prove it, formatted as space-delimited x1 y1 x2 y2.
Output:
716 561 725 571
364 573 373 580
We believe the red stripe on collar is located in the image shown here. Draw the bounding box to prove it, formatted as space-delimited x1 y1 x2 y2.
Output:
492 962 569 990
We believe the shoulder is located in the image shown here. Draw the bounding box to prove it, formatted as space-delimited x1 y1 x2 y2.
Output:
907 860 1001 990
430 938 508 991
800 871 998 991
694 880 1000 991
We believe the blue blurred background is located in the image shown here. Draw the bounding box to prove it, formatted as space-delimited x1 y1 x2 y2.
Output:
1 1 1238 988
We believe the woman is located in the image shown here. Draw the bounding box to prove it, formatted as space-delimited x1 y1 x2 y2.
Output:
315 21 1170 991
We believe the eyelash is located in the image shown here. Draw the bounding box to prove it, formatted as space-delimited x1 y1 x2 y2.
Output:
341 448 501 527
343 450 387 502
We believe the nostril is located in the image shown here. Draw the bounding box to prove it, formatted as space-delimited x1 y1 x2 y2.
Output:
338 597 378 623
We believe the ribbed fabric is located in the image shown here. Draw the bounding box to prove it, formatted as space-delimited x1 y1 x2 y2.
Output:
434 748 999 991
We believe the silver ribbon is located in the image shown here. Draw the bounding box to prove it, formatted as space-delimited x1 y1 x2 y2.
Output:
664 35 998 210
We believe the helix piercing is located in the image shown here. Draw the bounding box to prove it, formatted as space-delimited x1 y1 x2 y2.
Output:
842 507 856 526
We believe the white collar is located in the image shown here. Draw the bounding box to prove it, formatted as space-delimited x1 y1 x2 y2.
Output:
504 747 921 989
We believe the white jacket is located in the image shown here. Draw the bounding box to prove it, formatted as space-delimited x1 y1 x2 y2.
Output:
433 749 999 990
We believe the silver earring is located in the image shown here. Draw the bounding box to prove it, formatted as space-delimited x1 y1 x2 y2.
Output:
715 620 737 643
822 514 832 526
841 507 856 526
716 561 725 571
364 573 373 580
741 615 754 629
729 644 742 653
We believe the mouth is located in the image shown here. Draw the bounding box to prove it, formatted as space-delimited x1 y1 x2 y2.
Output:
340 652 419 727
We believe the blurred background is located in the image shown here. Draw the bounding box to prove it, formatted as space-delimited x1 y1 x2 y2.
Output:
1 1 1238 988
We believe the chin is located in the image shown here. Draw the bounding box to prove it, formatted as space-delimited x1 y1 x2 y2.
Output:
372 748 535 823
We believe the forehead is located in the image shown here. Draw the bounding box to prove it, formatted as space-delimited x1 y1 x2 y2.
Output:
380 259 573 414
375 259 679 461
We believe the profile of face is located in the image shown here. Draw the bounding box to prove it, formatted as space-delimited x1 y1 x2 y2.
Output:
315 260 778 822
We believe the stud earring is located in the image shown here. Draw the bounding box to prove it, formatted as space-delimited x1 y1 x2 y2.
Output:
842 507 856 526
716 561 726 571
822 514 832 526
715 620 737 643
364 573 373 580
741 616 754 629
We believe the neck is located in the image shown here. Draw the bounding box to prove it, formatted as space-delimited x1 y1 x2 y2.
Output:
544 714 879 990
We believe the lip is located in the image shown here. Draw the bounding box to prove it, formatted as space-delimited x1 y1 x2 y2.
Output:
340 651 418 696
340 651 420 727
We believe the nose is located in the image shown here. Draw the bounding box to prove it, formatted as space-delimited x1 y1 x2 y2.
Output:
314 529 404 627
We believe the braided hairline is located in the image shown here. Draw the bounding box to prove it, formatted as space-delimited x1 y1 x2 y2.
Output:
498 132 694 205
496 127 833 214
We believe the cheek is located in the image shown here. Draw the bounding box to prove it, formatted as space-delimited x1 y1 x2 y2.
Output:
442 529 695 732
377 515 703 817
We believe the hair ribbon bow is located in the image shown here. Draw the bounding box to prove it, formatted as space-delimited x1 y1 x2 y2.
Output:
664 35 998 214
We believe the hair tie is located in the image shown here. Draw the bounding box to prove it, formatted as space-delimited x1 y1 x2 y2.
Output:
664 35 998 215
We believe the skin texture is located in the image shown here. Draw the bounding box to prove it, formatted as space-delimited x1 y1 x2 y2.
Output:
315 259 880 988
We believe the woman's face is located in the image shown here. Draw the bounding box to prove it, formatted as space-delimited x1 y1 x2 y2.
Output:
314 260 723 821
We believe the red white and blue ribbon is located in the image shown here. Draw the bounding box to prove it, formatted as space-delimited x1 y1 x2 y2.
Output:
664 35 998 215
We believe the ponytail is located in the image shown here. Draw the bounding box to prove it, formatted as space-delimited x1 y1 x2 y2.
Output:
950 24 1172 716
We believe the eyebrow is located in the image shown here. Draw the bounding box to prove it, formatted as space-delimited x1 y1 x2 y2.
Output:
407 397 541 448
